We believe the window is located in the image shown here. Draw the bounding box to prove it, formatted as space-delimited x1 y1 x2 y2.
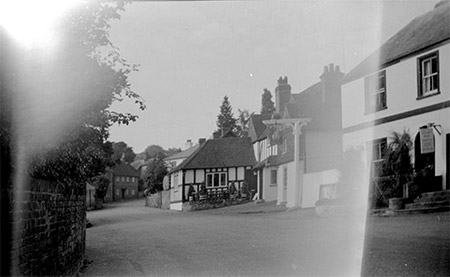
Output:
371 138 387 177
281 138 287 154
131 189 135 195
131 177 135 182
206 172 227 187
116 176 120 182
283 167 288 189
121 176 125 182
418 51 439 98
270 170 277 185
365 70 386 112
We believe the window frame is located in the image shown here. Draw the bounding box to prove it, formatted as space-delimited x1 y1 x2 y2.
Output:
205 172 227 188
270 169 277 186
417 51 440 99
364 70 387 113
370 137 387 177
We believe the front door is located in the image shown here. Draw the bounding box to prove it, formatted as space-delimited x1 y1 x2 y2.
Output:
259 170 263 199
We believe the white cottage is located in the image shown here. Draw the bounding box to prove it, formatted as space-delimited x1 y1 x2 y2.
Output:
341 1 450 192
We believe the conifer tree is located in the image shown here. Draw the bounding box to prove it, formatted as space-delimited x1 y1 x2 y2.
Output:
216 96 237 136
261 88 275 115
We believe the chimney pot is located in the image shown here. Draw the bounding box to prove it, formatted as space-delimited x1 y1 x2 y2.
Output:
198 138 206 145
329 63 334 72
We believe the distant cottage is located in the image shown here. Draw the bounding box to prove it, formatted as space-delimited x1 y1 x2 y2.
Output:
167 137 256 211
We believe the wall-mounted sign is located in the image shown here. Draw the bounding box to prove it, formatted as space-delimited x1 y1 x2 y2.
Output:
420 127 434 154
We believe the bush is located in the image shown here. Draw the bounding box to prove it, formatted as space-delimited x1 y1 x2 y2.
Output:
92 175 110 199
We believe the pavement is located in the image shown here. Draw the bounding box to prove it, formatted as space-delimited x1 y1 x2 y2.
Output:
82 199 449 276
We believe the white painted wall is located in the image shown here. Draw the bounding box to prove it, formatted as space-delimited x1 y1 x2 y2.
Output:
263 167 278 201
195 169 205 183
305 131 342 173
302 169 340 208
342 44 450 129
343 109 450 188
342 43 450 190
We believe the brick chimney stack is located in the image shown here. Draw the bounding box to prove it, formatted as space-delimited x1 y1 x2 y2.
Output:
275 76 291 114
319 63 344 104
184 139 193 150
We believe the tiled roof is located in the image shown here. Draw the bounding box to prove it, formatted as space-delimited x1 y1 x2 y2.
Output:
112 162 139 177
170 137 256 172
343 1 450 84
248 114 272 142
164 145 199 161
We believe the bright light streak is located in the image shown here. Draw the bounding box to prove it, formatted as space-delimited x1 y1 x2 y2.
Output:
0 0 79 48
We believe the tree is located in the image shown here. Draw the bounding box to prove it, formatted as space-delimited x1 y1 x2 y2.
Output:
261 88 275 115
382 130 413 198
112 141 136 164
92 175 110 199
235 109 253 138
216 96 237 136
143 157 167 194
1 1 145 187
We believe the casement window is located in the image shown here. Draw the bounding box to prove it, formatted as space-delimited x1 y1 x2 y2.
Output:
283 167 288 189
417 51 439 98
365 70 386 112
281 138 287 154
270 169 277 185
206 172 227 188
370 138 387 177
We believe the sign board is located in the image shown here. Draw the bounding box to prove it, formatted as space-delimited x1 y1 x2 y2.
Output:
420 128 434 154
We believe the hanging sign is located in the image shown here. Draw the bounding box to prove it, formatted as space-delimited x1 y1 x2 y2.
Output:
420 128 434 154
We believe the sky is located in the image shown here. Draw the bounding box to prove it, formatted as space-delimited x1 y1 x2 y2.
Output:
107 0 439 153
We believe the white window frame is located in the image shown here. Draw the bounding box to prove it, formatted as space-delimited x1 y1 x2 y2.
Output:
365 70 386 113
206 172 227 188
418 51 439 98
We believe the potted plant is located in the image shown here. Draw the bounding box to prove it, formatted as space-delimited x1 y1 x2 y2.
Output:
199 183 208 201
187 184 195 202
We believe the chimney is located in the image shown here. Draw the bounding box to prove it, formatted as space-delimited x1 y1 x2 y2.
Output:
185 139 193 150
198 138 206 145
275 76 291 114
319 63 344 103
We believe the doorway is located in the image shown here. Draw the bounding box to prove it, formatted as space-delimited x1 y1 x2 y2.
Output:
414 131 435 176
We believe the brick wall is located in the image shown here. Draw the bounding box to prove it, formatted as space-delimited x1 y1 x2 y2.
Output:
7 178 86 276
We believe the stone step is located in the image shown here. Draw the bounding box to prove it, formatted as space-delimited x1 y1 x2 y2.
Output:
395 206 450 215
414 195 450 203
405 199 450 209
420 190 450 198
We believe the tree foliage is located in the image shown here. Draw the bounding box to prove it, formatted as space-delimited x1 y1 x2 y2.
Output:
261 88 275 115
92 175 110 199
216 96 237 136
1 1 145 188
112 141 136 164
235 109 254 138
143 157 167 194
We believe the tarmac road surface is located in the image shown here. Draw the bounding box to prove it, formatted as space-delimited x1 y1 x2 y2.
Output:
82 199 449 276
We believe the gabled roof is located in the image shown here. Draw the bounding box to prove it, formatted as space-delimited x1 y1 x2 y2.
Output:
112 162 139 177
248 114 272 142
343 1 450 84
164 144 199 161
170 137 256 172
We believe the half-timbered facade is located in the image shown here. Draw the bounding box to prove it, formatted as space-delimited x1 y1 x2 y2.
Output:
168 137 257 211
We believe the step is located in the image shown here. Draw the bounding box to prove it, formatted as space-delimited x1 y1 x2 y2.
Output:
420 190 450 198
414 195 450 203
405 199 450 209
395 206 450 215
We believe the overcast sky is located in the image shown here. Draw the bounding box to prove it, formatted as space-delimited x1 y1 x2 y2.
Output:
107 0 439 153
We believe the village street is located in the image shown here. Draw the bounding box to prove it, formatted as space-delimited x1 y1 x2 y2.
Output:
83 199 449 276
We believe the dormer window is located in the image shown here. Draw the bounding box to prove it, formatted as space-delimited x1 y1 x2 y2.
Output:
365 70 386 113
417 51 439 99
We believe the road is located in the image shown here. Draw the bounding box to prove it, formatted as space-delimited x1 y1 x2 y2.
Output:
82 199 449 276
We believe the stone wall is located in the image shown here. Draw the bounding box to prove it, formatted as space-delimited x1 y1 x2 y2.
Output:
7 178 86 276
